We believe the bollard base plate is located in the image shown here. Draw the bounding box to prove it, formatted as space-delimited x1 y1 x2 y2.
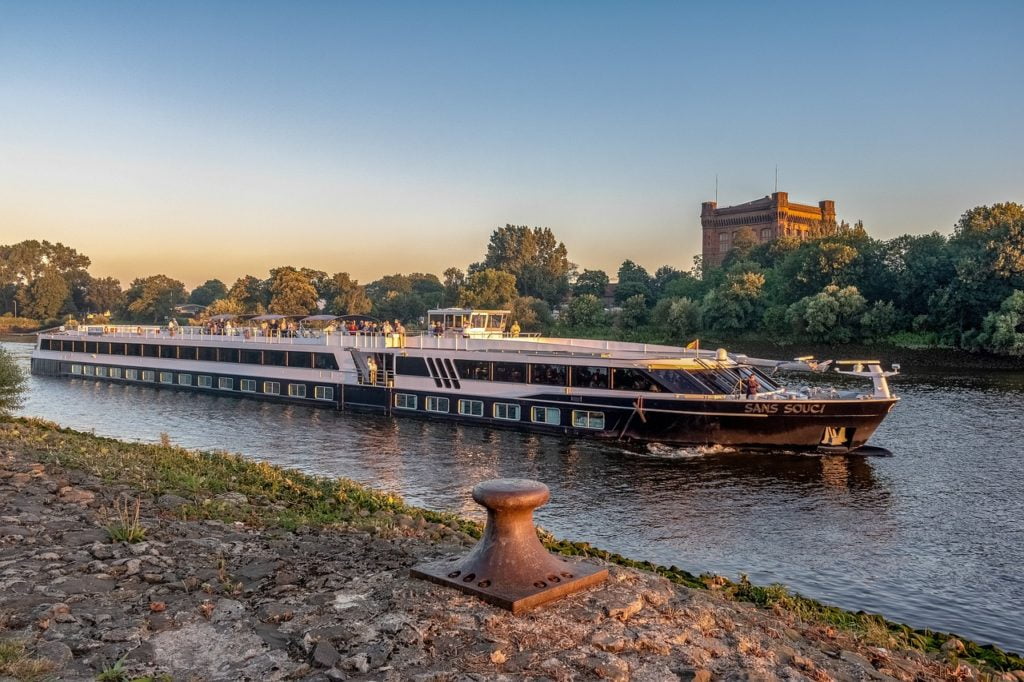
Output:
411 556 608 615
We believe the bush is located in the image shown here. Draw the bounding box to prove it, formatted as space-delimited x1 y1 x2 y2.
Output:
0 347 26 417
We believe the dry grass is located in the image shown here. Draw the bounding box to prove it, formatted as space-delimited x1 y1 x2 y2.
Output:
106 496 146 543
0 639 55 682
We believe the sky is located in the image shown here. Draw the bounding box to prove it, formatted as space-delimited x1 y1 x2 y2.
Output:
1 1 1022 289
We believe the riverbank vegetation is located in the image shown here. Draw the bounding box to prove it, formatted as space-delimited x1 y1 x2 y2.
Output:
0 416 1021 672
3 202 1022 355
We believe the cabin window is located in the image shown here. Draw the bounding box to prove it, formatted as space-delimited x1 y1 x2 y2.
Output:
314 386 334 400
240 379 257 392
39 339 50 351
141 371 155 381
265 350 286 367
159 372 174 384
529 364 567 386
453 359 490 381
178 374 192 386
74 341 85 353
198 346 217 362
178 346 197 361
493 402 520 421
493 362 526 383
160 346 176 359
240 350 262 365
648 369 714 395
288 383 306 398
458 399 484 417
127 344 141 356
109 343 125 356
143 344 159 358
109 367 122 379
197 375 212 388
96 366 108 377
288 351 312 368
314 353 339 370
83 365 95 375
218 377 233 390
531 406 560 425
219 348 239 363
396 356 430 376
85 341 98 354
611 368 660 392
571 366 610 389
70 364 82 374
425 396 449 413
263 381 280 394
395 393 417 409
126 369 139 380
572 410 605 429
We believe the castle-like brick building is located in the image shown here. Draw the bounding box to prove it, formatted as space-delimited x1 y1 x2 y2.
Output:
700 191 836 267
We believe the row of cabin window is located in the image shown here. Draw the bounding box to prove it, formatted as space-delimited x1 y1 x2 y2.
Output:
394 393 605 429
45 339 338 370
447 359 661 391
68 364 334 400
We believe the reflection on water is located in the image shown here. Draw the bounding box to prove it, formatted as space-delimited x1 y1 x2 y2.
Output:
4 342 1023 652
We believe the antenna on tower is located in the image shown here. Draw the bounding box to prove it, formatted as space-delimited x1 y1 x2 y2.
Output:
774 165 778 193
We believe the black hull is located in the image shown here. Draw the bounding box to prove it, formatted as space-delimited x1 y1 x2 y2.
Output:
32 358 897 452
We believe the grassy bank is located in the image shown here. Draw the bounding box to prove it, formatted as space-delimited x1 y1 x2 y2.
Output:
2 417 1021 673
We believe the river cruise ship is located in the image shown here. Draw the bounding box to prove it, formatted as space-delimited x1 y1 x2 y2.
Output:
29 308 899 452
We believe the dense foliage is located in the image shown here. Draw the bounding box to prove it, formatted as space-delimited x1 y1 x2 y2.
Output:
2 204 1022 353
0 347 26 416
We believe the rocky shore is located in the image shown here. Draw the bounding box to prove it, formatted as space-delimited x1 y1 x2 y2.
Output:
1 419 1021 681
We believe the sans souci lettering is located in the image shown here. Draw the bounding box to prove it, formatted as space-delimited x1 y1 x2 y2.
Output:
744 402 826 415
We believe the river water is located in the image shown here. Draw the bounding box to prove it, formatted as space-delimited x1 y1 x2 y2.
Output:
4 341 1022 651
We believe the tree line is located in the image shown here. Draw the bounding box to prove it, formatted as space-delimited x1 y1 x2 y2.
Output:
2 203 1023 354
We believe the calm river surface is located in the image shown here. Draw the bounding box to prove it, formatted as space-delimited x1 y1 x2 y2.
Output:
4 341 1023 651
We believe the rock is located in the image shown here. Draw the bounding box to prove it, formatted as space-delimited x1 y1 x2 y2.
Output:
606 595 645 622
591 630 628 653
341 652 370 674
313 640 342 668
674 670 713 682
211 598 246 623
89 542 115 560
63 529 109 546
941 638 966 655
125 559 142 576
34 640 73 666
157 493 191 509
214 492 248 505
36 551 61 561
58 486 96 505
586 652 630 681
101 627 136 642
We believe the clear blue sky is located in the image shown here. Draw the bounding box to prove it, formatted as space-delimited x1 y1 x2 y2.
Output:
1 1 1021 287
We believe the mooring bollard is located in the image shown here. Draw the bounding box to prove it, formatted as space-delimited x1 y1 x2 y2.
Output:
410 478 608 614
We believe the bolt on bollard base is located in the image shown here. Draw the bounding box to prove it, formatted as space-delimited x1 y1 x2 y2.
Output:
410 478 608 614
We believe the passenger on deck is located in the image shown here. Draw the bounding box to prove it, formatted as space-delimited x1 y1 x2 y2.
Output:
510 321 520 337
746 374 760 398
366 356 378 385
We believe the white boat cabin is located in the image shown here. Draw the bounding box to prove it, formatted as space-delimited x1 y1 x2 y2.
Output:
426 308 510 337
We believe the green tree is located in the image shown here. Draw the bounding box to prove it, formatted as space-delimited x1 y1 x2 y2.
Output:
616 294 649 329
442 267 465 306
84 276 124 315
0 346 26 417
509 296 553 332
366 273 444 322
268 267 319 315
860 301 900 341
124 275 187 323
573 269 610 298
16 268 69 320
702 271 766 334
614 260 653 304
188 279 228 307
786 285 866 343
562 294 605 328
478 225 574 304
204 298 245 317
457 269 518 309
323 272 371 316
975 290 1024 355
652 265 683 297
652 297 702 340
227 275 269 313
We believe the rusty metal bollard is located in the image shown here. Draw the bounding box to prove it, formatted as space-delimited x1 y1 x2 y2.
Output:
410 478 608 614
